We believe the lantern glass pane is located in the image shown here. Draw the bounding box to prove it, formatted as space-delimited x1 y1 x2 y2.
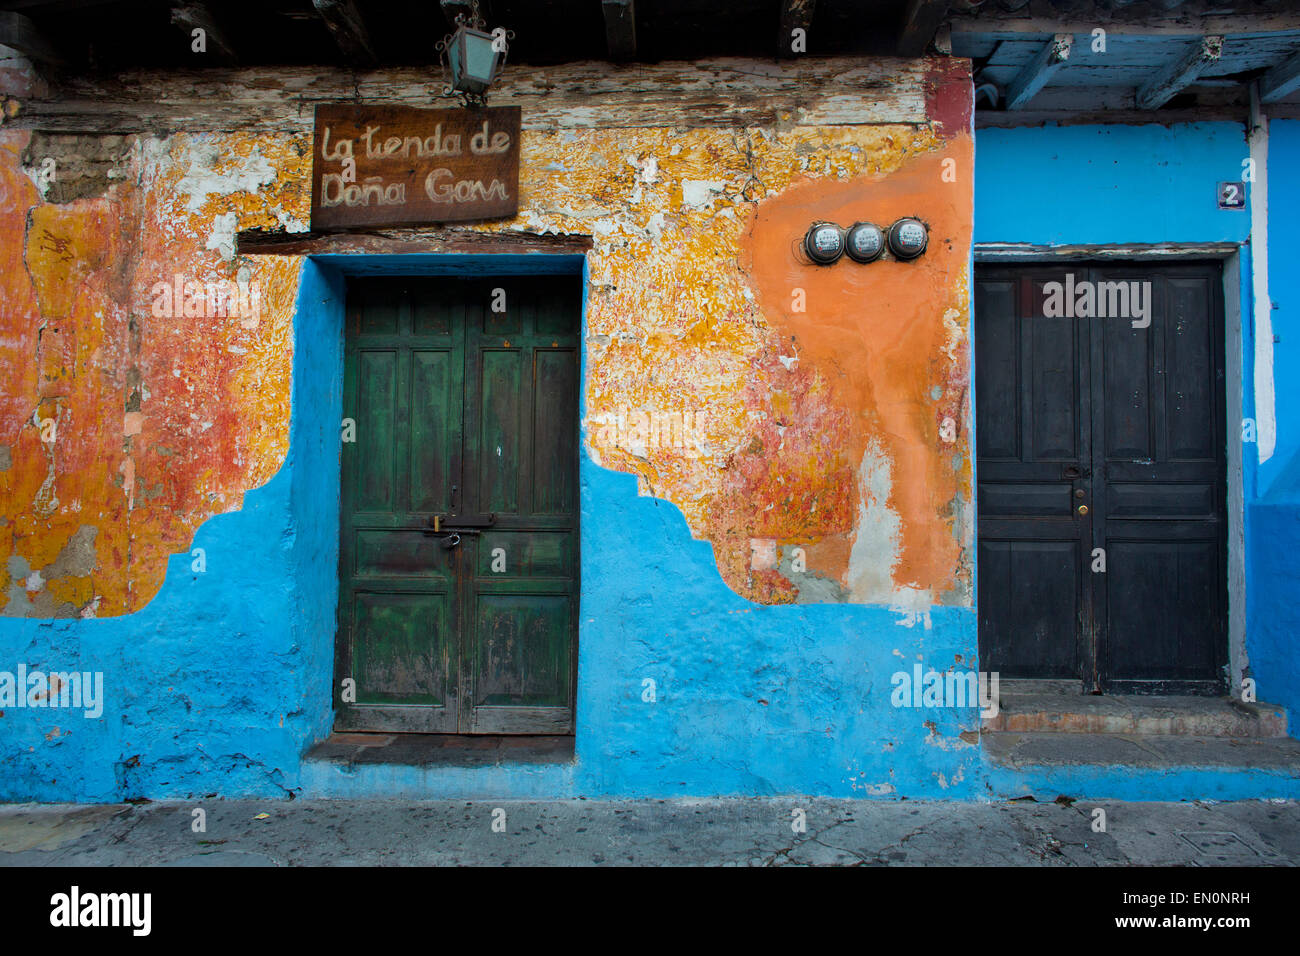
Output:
448 35 464 86
463 32 498 84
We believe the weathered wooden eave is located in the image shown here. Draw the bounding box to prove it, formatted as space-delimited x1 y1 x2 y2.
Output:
949 12 1300 40
4 57 958 135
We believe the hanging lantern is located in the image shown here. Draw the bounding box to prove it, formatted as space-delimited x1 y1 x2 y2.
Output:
438 1 511 107
446 24 503 97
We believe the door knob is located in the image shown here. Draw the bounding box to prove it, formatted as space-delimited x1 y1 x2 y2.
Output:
1077 504 1089 515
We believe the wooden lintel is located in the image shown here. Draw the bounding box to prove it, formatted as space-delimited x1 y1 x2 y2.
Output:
974 241 1240 262
1135 35 1223 110
312 0 377 66
602 0 636 62
897 0 950 58
0 11 63 66
1005 34 1072 110
170 3 237 64
237 227 594 258
778 0 815 59
1260 48 1300 104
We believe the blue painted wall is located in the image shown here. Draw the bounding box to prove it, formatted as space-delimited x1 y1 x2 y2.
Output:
3 122 1298 803
0 260 342 801
973 123 1251 246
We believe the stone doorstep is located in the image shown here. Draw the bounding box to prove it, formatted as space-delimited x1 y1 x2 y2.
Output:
983 681 1288 738
305 733 576 768
982 731 1300 770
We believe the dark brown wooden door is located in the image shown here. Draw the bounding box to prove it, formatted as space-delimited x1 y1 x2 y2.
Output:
336 276 580 733
975 262 1227 694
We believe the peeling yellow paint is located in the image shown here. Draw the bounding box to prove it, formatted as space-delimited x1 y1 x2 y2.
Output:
0 105 972 615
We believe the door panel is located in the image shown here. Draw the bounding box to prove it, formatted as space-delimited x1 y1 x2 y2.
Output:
975 270 1091 683
1105 539 1220 683
409 350 458 513
352 591 454 709
337 276 580 733
978 538 1079 678
976 262 1227 693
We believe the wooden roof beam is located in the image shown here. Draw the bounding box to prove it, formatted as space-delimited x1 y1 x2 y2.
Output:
1260 48 1300 104
602 0 636 62
313 0 377 67
778 0 814 59
897 0 951 58
1135 35 1223 110
0 11 64 66
1005 33 1071 110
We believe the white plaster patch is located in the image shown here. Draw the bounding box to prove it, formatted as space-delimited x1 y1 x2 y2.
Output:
206 211 239 260
846 439 900 603
1250 113 1275 463
645 212 666 241
273 207 310 233
940 307 964 364
889 585 933 630
857 782 895 795
681 179 727 210
20 161 53 200
174 141 277 214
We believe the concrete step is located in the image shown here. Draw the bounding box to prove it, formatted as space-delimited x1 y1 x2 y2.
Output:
983 731 1300 771
984 680 1287 738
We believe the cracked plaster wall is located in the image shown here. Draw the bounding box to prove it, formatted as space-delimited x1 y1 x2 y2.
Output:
0 66 973 619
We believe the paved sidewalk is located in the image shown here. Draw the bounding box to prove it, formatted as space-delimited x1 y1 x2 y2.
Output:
0 798 1296 866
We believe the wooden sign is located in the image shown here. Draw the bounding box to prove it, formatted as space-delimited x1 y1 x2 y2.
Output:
310 104 520 229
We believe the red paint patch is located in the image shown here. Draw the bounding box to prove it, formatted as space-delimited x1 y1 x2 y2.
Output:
925 58 974 138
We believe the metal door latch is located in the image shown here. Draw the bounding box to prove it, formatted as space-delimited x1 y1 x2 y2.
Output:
422 513 496 539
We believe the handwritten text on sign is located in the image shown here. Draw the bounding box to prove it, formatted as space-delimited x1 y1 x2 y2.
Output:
310 104 520 228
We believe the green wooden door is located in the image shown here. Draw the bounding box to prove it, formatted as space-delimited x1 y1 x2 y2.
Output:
337 276 580 734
